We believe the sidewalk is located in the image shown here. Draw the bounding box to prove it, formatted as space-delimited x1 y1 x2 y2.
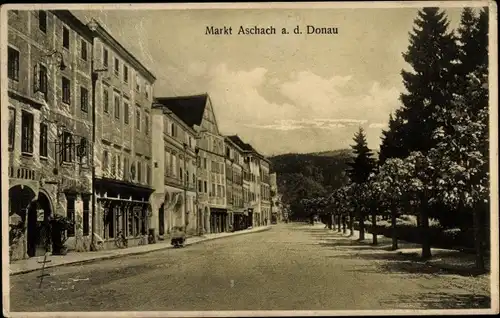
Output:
10 226 271 276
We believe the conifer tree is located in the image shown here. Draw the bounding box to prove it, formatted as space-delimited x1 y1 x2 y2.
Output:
347 127 377 240
397 8 458 156
379 111 405 165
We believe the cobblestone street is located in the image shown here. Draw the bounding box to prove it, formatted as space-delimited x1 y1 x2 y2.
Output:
9 223 491 312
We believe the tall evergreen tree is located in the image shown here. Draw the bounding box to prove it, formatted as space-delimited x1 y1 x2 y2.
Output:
379 110 405 165
397 8 458 156
347 127 377 240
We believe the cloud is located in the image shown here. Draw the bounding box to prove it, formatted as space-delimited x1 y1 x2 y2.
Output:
186 63 400 152
368 122 387 129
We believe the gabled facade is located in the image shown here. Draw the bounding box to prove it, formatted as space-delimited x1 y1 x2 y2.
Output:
7 10 94 260
224 136 246 231
153 93 227 235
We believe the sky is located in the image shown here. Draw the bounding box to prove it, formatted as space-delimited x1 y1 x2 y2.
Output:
73 6 465 156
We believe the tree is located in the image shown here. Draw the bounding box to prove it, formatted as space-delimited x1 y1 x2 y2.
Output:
346 127 377 240
379 111 406 165
397 8 458 157
429 6 489 272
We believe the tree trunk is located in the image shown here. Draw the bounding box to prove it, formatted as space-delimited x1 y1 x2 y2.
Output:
371 210 378 245
342 215 347 234
358 208 365 241
473 208 486 273
337 214 342 232
348 213 354 236
391 206 398 250
331 214 335 230
420 205 432 260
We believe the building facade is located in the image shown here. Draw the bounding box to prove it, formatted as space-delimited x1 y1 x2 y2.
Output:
7 10 95 260
89 19 156 250
150 99 198 239
270 172 282 223
224 137 246 231
260 159 271 225
151 94 227 235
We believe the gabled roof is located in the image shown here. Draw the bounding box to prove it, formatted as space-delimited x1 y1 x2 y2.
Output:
227 135 255 152
154 94 208 129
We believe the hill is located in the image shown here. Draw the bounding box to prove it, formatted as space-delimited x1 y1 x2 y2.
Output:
269 149 354 220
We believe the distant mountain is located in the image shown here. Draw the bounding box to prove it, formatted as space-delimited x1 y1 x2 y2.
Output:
269 149 354 220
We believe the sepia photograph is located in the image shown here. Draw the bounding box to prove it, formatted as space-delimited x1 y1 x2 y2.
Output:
1 2 498 316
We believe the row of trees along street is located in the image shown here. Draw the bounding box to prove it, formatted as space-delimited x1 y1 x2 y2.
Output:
301 7 490 273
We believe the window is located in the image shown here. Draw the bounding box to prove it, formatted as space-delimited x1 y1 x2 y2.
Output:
103 88 109 113
66 196 75 237
145 114 149 135
35 64 48 99
123 156 129 180
39 11 47 33
80 87 89 112
8 47 19 81
204 181 208 193
170 123 175 137
62 77 71 104
123 65 128 83
198 180 202 192
40 123 48 158
103 150 109 173
135 75 140 91
103 48 108 67
83 196 90 235
61 131 73 162
145 84 150 99
63 26 69 49
204 158 207 169
117 155 121 177
80 39 87 61
137 161 142 183
179 168 183 182
212 184 216 196
21 111 34 154
111 154 116 176
124 102 129 124
146 165 151 185
114 95 120 119
114 58 119 76
8 108 16 152
136 108 141 131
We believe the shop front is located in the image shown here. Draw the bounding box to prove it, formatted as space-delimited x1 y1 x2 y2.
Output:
232 211 247 231
210 208 228 233
95 178 154 250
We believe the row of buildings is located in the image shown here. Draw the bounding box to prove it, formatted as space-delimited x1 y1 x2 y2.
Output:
5 9 283 260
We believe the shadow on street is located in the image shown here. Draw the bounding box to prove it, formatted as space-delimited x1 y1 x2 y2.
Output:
379 292 491 309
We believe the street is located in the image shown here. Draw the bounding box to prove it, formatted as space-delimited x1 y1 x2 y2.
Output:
9 223 491 312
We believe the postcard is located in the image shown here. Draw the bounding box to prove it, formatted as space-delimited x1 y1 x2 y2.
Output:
1 2 498 317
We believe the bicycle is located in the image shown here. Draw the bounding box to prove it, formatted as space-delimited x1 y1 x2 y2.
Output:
114 230 128 248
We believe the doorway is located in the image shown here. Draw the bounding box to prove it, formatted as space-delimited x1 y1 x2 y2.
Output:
27 192 52 257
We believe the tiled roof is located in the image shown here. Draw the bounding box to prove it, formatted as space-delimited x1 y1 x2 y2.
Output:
154 94 208 128
227 135 255 152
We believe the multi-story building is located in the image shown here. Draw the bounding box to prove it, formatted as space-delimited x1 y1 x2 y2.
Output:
150 98 198 238
151 94 226 235
88 19 156 249
7 10 95 260
270 172 282 223
227 135 270 227
224 136 245 231
260 159 271 225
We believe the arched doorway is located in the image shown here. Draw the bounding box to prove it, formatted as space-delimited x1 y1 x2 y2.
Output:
8 185 37 258
27 192 52 257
